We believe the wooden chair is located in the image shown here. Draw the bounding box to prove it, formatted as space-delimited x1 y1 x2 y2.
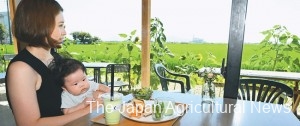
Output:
154 63 191 93
104 64 131 91
292 90 300 114
238 78 293 104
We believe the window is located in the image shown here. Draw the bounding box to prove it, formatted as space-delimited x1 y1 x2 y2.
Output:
0 0 12 44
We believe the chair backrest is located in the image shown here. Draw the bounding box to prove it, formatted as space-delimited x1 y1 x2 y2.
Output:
154 63 191 93
154 63 169 91
238 78 293 104
2 54 16 71
3 54 16 61
105 64 131 90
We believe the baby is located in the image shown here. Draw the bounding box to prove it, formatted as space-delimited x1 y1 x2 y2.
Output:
50 58 110 114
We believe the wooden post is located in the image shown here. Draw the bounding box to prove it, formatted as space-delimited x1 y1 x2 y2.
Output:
223 0 248 99
141 0 151 88
9 0 23 53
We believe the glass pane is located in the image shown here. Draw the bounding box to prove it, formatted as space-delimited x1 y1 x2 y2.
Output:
243 0 300 71
152 0 231 43
0 0 12 45
57 0 141 41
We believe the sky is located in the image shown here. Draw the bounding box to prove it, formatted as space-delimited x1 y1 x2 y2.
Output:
0 0 7 12
2 0 300 43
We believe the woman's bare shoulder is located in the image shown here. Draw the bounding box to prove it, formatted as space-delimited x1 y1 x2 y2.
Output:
8 61 36 74
7 61 38 84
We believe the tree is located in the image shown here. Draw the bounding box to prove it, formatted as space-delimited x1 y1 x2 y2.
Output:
70 31 99 44
91 36 101 43
0 23 7 44
70 31 80 42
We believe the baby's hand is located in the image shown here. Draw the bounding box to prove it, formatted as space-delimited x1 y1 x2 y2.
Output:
93 90 101 99
83 97 94 106
93 90 109 98
95 97 104 105
98 84 111 93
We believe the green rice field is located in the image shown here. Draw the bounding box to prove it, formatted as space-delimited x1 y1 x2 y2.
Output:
1 42 299 88
0 42 294 71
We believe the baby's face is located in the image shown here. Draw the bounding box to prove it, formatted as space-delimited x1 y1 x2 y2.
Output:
63 69 90 96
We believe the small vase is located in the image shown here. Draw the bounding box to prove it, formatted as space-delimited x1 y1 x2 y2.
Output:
152 99 164 121
201 81 215 104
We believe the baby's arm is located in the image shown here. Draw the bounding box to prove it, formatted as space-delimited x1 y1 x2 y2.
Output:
87 83 110 106
92 90 108 100
97 84 111 93
62 97 94 114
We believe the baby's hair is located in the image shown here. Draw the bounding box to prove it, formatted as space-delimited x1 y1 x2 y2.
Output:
49 58 86 87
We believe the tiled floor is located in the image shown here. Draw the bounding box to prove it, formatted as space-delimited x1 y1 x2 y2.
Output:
0 83 16 126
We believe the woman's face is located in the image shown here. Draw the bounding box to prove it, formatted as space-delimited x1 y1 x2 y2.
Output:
51 11 66 48
63 69 90 96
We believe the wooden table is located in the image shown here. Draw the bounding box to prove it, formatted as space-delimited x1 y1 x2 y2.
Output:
65 91 300 126
83 62 113 83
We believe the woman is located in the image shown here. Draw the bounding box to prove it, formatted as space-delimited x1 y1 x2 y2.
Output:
5 0 99 125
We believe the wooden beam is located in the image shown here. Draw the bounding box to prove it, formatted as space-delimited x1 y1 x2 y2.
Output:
223 0 248 99
8 0 17 53
141 0 151 88
9 0 23 53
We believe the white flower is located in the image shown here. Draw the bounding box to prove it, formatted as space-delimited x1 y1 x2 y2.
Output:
207 73 214 78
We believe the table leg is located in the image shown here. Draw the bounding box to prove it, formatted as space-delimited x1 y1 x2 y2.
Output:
98 68 102 83
93 68 100 83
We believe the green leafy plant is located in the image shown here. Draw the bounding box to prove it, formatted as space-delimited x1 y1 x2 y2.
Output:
118 17 175 89
150 17 174 65
152 100 164 120
118 30 142 87
0 23 8 44
250 25 300 72
149 17 175 89
131 87 153 100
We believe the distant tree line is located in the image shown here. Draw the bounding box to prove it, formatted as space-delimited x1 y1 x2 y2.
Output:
70 31 101 44
1 24 102 45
